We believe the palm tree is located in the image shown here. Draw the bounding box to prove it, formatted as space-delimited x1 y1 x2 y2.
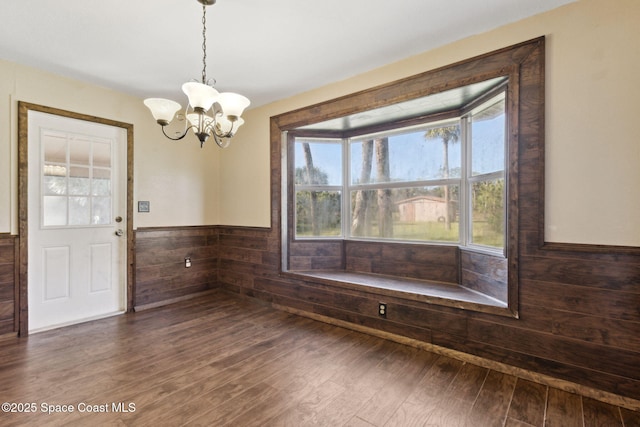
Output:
424 126 460 230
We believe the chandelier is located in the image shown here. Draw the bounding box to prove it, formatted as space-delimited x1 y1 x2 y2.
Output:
143 0 250 148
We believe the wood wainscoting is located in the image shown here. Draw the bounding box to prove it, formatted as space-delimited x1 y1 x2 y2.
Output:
0 234 17 336
134 226 219 309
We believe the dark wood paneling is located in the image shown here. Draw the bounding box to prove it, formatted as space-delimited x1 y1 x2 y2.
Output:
288 240 343 271
134 226 219 308
0 235 16 335
347 241 459 284
460 250 507 302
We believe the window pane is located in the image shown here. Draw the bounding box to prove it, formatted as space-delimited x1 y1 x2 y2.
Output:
351 124 461 184
294 140 342 185
471 97 505 176
43 196 67 226
69 196 90 225
295 190 341 237
470 178 504 248
350 185 460 242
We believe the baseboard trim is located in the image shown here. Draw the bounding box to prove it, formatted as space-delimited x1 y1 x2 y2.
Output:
134 289 219 312
0 332 18 343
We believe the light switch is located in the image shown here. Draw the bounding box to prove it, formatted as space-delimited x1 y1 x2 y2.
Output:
138 201 150 213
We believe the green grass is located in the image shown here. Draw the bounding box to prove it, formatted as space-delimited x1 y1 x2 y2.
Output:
298 220 503 249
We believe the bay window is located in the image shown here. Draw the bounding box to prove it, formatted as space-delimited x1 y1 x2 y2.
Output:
292 89 506 254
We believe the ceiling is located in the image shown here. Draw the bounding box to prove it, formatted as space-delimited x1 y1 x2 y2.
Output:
0 0 574 109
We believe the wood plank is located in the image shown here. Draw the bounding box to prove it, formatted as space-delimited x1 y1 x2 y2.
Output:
466 370 518 427
507 378 547 426
621 407 640 426
582 397 623 427
545 388 583 427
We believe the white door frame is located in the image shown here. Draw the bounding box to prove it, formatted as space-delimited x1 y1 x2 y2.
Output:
17 102 134 336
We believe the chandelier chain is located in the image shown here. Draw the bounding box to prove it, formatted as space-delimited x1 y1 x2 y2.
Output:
201 3 207 84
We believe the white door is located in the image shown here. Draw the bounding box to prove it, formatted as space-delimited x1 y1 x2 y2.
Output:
28 111 127 332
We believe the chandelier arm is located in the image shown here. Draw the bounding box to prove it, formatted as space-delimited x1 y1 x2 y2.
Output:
160 124 197 141
212 119 238 139
213 133 231 148
161 126 189 141
197 114 236 139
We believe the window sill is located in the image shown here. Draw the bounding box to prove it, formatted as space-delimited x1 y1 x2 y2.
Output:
285 269 514 318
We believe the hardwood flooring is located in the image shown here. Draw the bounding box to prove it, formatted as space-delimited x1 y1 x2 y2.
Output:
0 291 638 426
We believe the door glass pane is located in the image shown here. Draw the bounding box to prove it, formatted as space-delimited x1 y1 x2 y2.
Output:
92 168 111 196
68 167 90 195
93 141 111 167
69 196 90 225
43 196 67 226
350 185 460 242
43 134 67 163
92 197 111 225
43 173 67 195
69 138 91 165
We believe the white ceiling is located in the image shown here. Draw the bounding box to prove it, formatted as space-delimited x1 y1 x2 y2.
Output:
0 0 574 109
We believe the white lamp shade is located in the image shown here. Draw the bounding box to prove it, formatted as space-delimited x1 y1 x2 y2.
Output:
217 92 250 117
182 82 220 111
216 115 244 135
143 98 182 123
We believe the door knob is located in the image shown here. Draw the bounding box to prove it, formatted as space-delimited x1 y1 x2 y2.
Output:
115 229 124 237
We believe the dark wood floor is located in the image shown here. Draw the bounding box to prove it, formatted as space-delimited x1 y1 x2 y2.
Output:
0 291 638 426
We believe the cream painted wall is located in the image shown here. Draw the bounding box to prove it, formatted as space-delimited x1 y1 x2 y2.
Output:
0 59 221 233
220 0 640 247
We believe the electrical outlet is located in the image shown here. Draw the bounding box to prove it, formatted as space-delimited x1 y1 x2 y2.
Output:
185 257 192 268
378 302 387 318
